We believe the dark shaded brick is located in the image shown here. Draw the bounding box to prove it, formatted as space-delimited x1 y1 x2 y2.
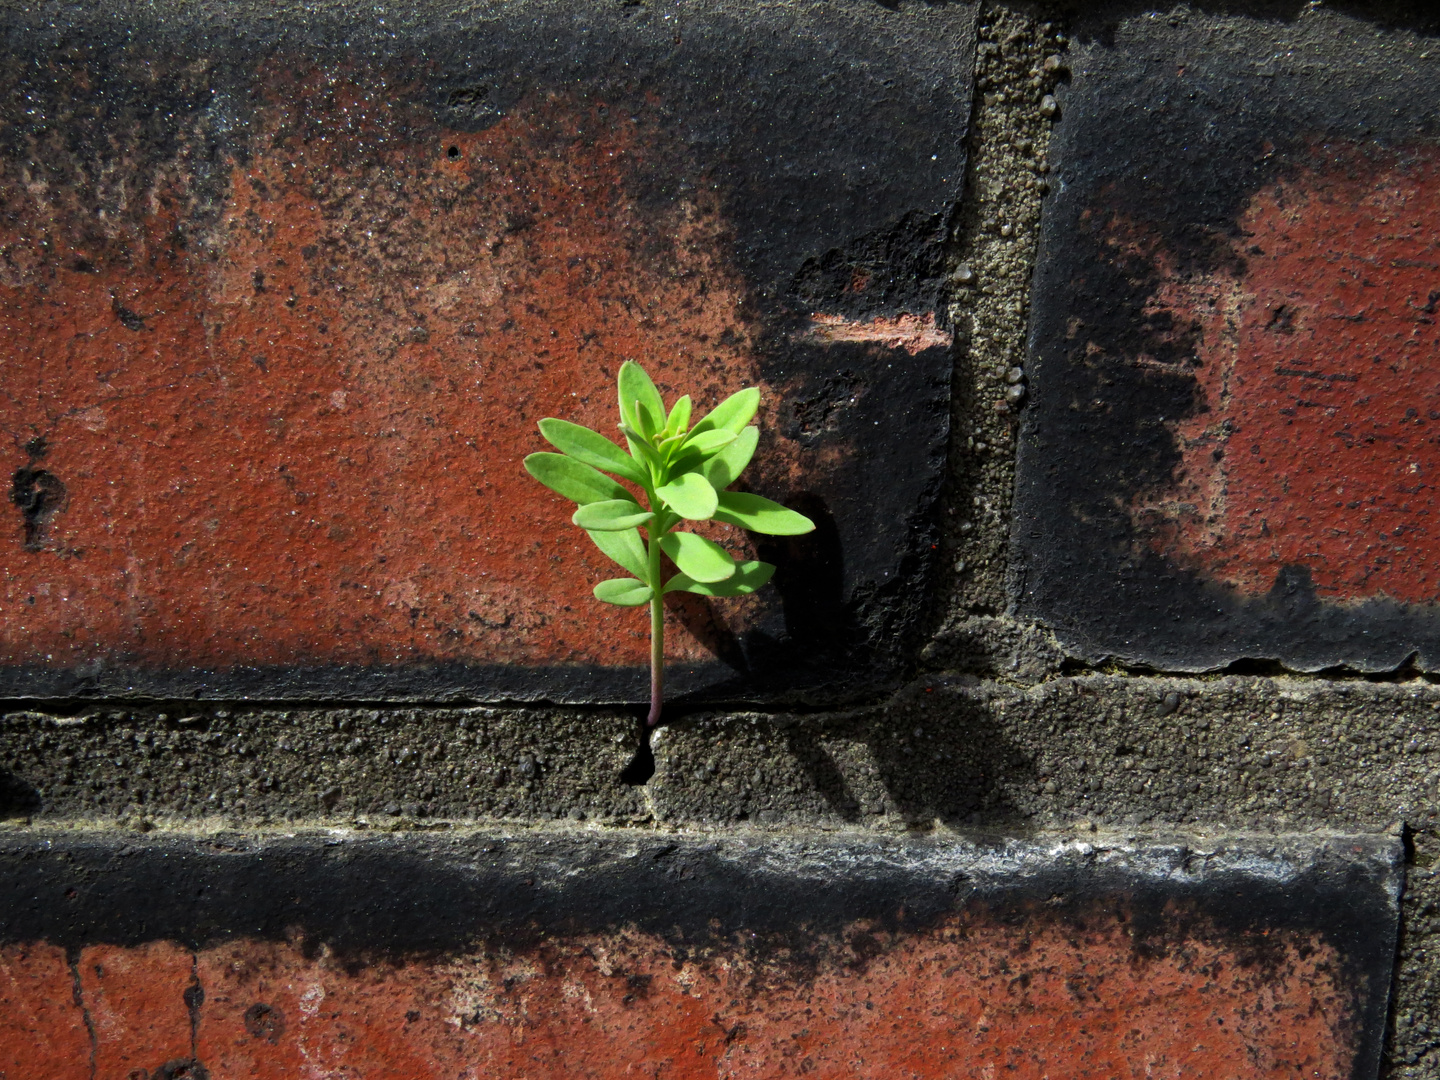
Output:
1013 3 1440 672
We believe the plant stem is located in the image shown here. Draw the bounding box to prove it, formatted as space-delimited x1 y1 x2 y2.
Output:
646 520 665 728
648 590 664 729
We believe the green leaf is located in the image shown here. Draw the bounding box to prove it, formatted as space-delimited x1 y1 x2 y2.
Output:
713 491 815 535
587 527 649 578
620 429 663 479
665 395 692 438
538 419 647 484
618 361 666 437
665 560 775 596
572 499 654 531
655 472 718 520
525 453 632 505
633 398 664 439
594 578 653 606
691 386 759 436
682 428 737 457
656 430 690 456
698 426 758 489
659 531 736 583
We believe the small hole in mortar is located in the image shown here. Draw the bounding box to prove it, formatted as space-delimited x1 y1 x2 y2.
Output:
620 725 655 786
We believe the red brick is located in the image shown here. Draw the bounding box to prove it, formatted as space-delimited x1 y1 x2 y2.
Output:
77 942 197 1080
0 80 763 674
1013 9 1440 670
1131 144 1440 602
0 944 92 1078
0 9 968 699
0 915 1362 1079
0 832 1400 1078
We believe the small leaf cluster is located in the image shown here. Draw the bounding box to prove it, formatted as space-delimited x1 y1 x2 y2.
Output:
524 361 814 607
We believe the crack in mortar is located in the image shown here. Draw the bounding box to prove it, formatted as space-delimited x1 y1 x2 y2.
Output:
184 951 204 1060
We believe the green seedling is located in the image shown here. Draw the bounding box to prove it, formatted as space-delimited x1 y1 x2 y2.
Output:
525 360 815 728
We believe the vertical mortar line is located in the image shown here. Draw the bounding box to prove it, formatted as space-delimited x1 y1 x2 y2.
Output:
67 947 98 1080
938 3 1066 622
1391 829 1440 1075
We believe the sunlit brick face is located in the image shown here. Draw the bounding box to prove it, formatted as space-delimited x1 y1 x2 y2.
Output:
0 70 771 670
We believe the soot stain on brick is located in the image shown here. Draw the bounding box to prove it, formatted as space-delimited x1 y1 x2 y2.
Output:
1124 148 1440 611
741 334 952 684
1014 4 1440 673
0 831 1398 1077
790 209 955 322
10 466 66 552
0 831 1393 966
152 1059 208 1080
0 0 973 704
242 1002 285 1043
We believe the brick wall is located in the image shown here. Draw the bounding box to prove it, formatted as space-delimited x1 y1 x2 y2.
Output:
1 1 1439 1077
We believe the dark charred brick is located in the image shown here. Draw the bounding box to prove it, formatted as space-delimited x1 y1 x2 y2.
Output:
1013 3 1440 673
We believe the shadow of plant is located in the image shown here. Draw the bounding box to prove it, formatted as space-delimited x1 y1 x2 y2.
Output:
0 769 41 819
651 683 1037 830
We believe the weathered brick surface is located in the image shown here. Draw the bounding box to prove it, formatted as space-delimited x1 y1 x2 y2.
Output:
0 831 1402 1079
4 923 1362 1078
1013 3 1440 671
0 0 973 704
78 941 198 1080
0 944 93 1076
5 2 1440 1077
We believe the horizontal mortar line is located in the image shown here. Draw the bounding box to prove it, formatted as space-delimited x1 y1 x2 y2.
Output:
1050 657 1440 686
0 692 900 719
10 665 1440 719
0 821 1402 846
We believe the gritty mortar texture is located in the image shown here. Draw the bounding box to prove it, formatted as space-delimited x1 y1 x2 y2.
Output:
920 614 1066 683
1395 865 1440 1078
941 5 1064 615
0 705 647 827
649 676 1440 833
15 673 1440 838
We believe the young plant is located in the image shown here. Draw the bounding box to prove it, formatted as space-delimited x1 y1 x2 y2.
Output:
524 361 814 728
